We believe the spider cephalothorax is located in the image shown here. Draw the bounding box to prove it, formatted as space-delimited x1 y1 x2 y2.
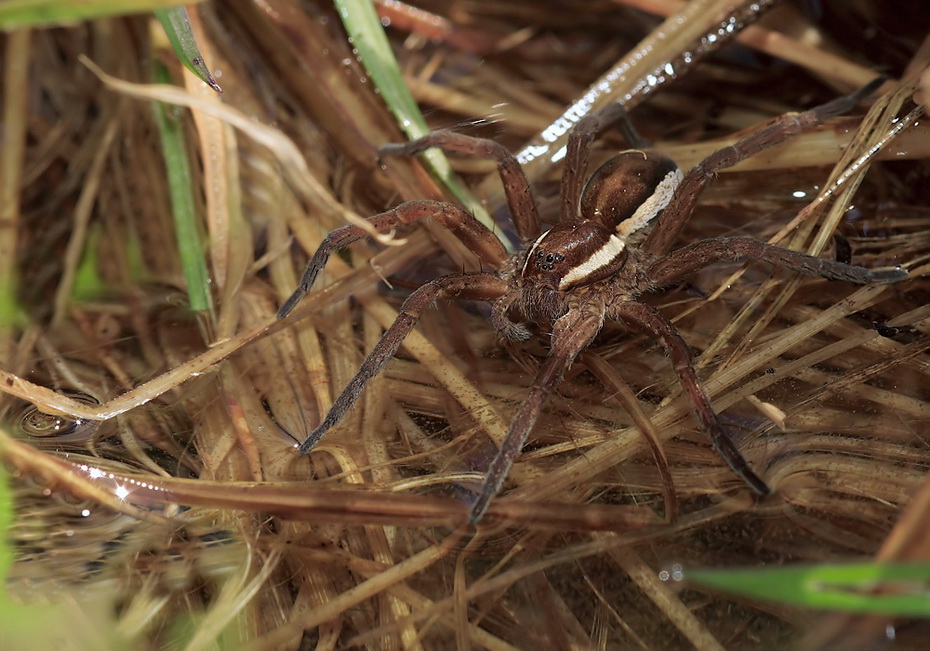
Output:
507 149 680 319
279 77 906 523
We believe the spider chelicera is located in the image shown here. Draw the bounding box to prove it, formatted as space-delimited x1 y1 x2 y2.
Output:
278 77 906 523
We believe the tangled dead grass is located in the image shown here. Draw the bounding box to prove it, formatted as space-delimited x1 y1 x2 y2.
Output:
1 1 928 648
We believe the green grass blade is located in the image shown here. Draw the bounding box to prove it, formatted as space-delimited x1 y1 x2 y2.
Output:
0 0 191 29
334 0 514 251
0 463 12 583
154 7 221 93
71 224 107 302
151 60 214 314
0 441 60 645
0 271 19 328
688 562 930 616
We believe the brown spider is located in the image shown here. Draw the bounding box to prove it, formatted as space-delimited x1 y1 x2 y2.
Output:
278 77 906 523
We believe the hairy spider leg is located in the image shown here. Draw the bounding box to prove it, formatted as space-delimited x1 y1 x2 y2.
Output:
642 76 887 257
294 272 508 454
561 102 650 222
380 131 541 242
612 301 771 497
277 199 507 319
470 306 605 522
647 236 908 288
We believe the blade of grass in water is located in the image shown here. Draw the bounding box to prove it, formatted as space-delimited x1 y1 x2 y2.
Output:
152 60 214 314
334 0 514 251
688 562 930 616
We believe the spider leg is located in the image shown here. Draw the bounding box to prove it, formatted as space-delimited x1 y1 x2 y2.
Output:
379 131 540 243
278 200 507 319
647 236 908 288
295 272 507 454
613 301 771 496
470 307 604 523
561 102 649 222
642 76 886 256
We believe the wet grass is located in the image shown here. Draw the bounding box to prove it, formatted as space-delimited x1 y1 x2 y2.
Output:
1 1 928 648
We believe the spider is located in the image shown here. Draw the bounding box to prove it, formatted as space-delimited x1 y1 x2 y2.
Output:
278 77 906 523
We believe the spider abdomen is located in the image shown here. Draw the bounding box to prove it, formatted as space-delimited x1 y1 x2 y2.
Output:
580 150 682 235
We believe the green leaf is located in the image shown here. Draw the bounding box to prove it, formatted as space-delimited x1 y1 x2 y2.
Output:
71 225 108 301
688 562 930 616
151 60 214 314
0 270 20 327
155 7 221 93
0 464 12 582
334 0 514 251
0 0 192 30
0 454 68 647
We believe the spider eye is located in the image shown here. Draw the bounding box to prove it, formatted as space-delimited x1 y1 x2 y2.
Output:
534 250 565 271
580 150 682 236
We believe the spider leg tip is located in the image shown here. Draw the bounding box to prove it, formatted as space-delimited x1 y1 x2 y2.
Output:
377 142 406 158
738 469 773 498
863 74 890 95
468 495 493 525
295 436 320 456
871 267 909 284
277 292 305 320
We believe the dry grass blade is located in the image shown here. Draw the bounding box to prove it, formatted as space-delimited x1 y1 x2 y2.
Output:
2 2 927 649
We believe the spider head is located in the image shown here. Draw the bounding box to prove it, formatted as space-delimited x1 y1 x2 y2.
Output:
579 150 682 236
521 219 628 291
